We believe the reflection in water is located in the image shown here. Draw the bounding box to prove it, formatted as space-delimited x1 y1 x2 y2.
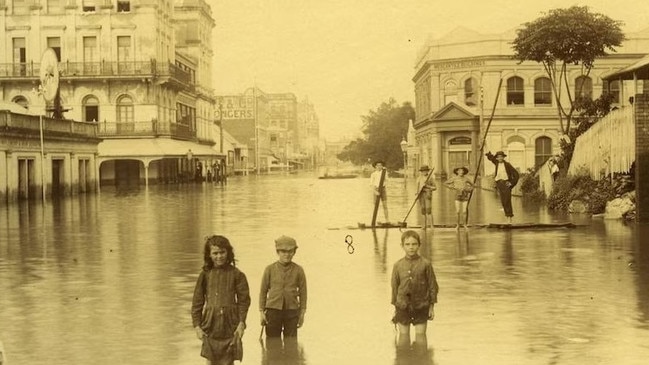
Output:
2 176 649 365
373 229 388 274
394 336 435 365
261 337 307 365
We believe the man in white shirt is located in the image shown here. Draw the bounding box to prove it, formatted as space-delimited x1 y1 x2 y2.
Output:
486 151 520 223
370 160 389 222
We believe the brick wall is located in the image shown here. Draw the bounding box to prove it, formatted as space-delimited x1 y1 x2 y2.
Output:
635 93 649 223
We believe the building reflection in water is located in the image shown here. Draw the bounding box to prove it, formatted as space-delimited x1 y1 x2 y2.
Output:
261 337 307 365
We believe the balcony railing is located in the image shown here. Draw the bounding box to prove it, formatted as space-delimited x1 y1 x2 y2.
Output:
0 61 194 89
0 111 98 137
97 120 197 139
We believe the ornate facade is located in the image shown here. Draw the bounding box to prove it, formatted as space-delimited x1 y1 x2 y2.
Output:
412 27 649 179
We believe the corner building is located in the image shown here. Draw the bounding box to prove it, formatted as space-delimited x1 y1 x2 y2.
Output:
0 0 223 187
412 27 649 179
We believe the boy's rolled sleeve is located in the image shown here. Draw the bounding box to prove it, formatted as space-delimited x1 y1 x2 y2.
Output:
427 264 439 304
259 266 270 311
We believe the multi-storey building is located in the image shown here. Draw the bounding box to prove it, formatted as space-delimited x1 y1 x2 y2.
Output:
412 26 649 179
267 92 297 169
296 98 320 169
0 0 225 188
217 88 321 173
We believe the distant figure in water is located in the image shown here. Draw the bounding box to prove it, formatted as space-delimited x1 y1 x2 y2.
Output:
416 165 436 227
486 151 519 223
370 160 389 222
443 166 473 230
391 230 439 347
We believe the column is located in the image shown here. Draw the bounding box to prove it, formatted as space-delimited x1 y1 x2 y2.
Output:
0 151 7 203
635 93 649 223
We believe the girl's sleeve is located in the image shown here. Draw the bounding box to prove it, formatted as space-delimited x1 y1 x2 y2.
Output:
191 271 206 328
235 270 251 324
427 264 439 304
390 263 400 306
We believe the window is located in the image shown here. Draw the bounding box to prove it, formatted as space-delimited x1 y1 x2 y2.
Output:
83 36 98 74
575 76 593 100
47 37 61 61
117 0 130 12
13 38 26 76
82 0 96 12
534 77 552 105
506 76 524 105
464 78 478 106
117 36 132 73
643 80 649 94
12 96 29 109
605 80 621 104
535 137 553 167
83 95 99 122
116 95 134 124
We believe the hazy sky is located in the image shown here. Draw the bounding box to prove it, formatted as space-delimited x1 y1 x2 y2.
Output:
211 0 649 140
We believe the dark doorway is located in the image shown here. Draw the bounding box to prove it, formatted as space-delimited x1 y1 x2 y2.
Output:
115 160 141 190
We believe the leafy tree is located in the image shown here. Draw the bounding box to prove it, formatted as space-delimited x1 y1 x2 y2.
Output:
337 98 414 170
512 6 625 135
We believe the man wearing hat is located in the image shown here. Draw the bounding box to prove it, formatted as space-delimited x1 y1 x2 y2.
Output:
486 151 520 223
259 235 308 338
370 160 389 222
416 165 436 226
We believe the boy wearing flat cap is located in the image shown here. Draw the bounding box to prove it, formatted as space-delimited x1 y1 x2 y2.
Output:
259 235 307 338
486 151 519 223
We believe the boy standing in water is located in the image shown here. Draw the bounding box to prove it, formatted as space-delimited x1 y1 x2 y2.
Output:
443 166 474 230
391 230 439 346
416 165 436 227
259 235 308 338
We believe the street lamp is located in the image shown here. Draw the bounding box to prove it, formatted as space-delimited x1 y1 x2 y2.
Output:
400 137 408 179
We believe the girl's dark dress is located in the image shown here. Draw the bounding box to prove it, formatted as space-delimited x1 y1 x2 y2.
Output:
192 265 250 363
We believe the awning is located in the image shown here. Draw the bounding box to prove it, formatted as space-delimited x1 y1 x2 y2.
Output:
98 138 223 159
602 54 649 81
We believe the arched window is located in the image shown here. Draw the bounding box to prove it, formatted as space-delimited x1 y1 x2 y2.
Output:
535 136 553 167
575 76 593 100
606 80 621 104
534 77 552 105
444 80 458 104
464 78 478 106
506 76 524 105
82 95 99 122
116 95 134 124
12 95 28 109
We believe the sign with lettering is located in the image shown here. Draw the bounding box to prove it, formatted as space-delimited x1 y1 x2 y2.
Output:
449 136 472 145
433 59 486 70
216 96 255 120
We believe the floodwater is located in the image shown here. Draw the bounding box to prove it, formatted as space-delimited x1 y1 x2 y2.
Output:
1 173 648 365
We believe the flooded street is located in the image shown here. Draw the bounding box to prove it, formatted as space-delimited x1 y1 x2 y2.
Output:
1 173 649 365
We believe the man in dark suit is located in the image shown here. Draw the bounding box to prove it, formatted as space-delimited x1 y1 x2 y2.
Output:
486 151 519 223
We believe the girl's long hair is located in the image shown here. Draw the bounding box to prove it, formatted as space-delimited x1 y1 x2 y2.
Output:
202 235 236 270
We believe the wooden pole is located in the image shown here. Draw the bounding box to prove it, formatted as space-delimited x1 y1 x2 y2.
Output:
400 167 435 225
465 78 503 225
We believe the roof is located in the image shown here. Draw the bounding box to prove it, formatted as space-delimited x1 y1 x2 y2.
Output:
602 54 649 80
98 138 223 159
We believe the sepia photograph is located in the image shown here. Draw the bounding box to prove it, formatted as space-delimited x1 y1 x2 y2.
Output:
1 0 648 364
